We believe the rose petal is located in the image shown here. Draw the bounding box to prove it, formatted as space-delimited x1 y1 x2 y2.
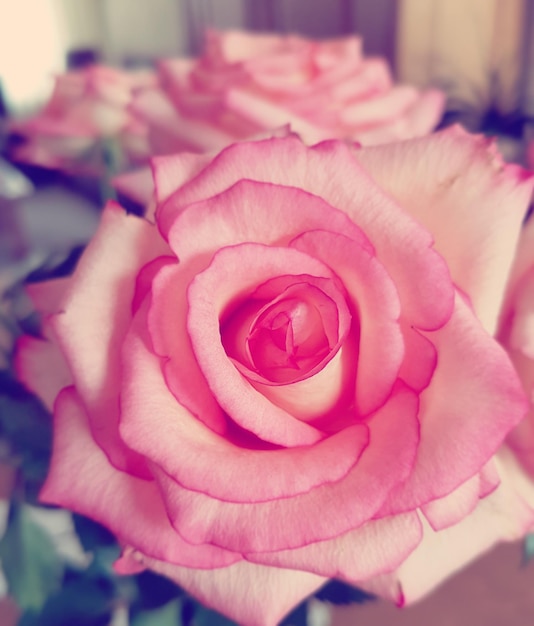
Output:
246 512 422 584
15 335 72 411
382 293 528 514
151 151 214 206
503 215 534 306
123 553 326 626
154 382 419 552
362 448 534 605
354 125 534 334
25 277 71 314
131 88 234 154
290 229 404 416
112 167 154 207
40 387 240 569
165 177 372 263
158 136 454 332
225 87 326 144
187 243 350 441
50 202 169 477
120 304 370 503
339 85 419 126
421 459 500 531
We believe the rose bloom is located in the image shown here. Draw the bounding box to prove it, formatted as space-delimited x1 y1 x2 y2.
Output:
10 65 156 175
131 29 445 155
499 214 534 476
16 127 534 626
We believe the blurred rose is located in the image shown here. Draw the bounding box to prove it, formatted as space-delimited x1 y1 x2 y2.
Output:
16 127 534 626
499 214 534 476
132 29 445 155
10 66 156 175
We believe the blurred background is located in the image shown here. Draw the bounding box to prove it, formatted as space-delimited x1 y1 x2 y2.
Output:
1 0 533 126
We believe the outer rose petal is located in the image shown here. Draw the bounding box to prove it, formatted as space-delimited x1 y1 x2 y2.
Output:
351 89 445 146
150 125 293 208
131 88 234 153
206 29 294 64
246 513 422 585
420 459 500 531
151 151 215 204
354 125 534 334
498 216 534 476
339 85 419 126
224 88 327 145
112 167 154 207
148 29 441 158
152 383 420 553
50 202 169 476
40 387 240 569
25 277 71 315
15 336 72 412
361 448 534 605
381 294 528 514
119 554 326 626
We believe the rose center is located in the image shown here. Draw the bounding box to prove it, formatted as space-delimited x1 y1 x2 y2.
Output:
221 275 350 387
246 297 330 383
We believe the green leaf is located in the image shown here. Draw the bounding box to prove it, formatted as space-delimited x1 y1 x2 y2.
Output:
314 579 375 605
194 605 238 626
0 502 64 611
20 572 114 626
132 599 182 626
0 372 52 498
523 533 534 564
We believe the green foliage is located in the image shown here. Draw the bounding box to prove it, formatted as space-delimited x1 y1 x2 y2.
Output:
0 502 64 612
194 605 238 626
132 599 183 626
523 533 534 564
0 372 52 500
18 566 115 626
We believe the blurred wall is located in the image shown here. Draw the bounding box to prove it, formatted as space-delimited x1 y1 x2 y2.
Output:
396 0 527 113
51 0 398 64
1 0 531 118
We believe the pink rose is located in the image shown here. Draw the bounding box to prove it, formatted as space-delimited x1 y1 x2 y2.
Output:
16 127 534 626
10 66 156 175
132 29 445 155
499 215 534 476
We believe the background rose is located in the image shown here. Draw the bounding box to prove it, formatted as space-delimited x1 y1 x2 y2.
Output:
499 215 534 476
131 29 445 155
16 127 534 626
10 66 156 175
